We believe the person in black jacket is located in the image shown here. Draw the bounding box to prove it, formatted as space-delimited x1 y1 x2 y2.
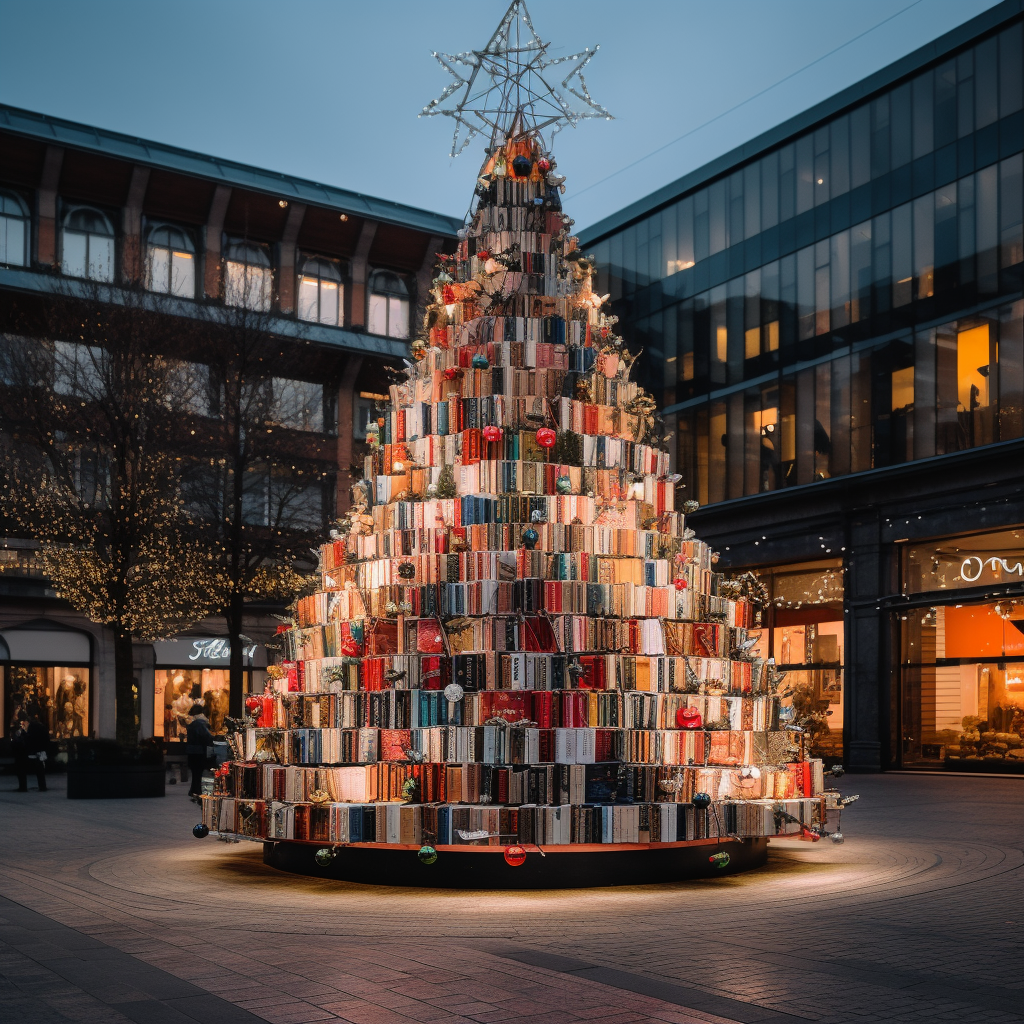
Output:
12 711 48 792
184 703 213 802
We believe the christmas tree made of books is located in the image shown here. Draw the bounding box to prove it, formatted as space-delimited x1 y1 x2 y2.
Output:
197 2 849 885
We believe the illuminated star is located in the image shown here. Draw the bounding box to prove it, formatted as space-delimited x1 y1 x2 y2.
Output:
419 0 612 157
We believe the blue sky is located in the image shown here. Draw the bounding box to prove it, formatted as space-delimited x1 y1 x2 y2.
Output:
0 0 1003 230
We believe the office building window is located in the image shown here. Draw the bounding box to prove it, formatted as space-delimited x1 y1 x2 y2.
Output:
62 207 114 282
146 224 196 298
224 241 272 311
270 378 324 432
367 270 410 339
297 257 343 326
0 191 29 266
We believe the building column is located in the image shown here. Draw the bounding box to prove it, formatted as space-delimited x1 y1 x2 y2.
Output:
414 235 444 338
121 165 151 283
134 641 156 740
277 202 307 314
845 513 886 771
348 222 377 329
203 185 232 299
336 354 365 513
35 145 64 268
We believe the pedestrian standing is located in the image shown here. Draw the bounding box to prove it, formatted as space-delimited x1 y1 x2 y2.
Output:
185 703 213 803
12 711 48 792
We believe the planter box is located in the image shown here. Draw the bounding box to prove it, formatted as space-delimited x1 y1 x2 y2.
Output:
67 763 165 799
65 739 165 798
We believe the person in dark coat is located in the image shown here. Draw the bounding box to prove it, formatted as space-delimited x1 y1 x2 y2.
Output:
185 703 214 802
12 711 48 792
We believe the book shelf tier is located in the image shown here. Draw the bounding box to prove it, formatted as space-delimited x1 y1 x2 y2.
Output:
197 130 841 884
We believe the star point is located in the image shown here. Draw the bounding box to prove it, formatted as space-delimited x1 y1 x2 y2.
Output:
419 0 611 157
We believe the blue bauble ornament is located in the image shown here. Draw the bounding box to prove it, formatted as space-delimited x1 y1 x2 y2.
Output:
511 155 533 178
192 823 209 839
522 528 539 549
692 792 712 809
472 353 489 369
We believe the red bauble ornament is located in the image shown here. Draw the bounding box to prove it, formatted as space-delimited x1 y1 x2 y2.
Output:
537 158 551 173
677 708 703 729
442 285 455 304
339 638 361 657
476 249 490 260
536 427 557 448
503 844 528 867
244 695 261 714
443 367 458 380
674 578 688 591
482 425 502 443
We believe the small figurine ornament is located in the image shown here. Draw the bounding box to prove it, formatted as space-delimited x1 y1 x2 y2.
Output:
556 474 572 494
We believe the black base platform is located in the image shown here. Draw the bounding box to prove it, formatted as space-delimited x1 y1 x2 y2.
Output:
262 838 768 889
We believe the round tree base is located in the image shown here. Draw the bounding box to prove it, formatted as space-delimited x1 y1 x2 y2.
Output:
262 837 768 888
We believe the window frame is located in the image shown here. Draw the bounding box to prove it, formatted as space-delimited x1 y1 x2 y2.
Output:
61 205 116 282
224 239 273 311
145 222 197 299
296 255 345 326
0 190 30 267
367 269 411 339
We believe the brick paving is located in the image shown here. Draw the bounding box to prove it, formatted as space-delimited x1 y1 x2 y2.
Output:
0 772 1021 1024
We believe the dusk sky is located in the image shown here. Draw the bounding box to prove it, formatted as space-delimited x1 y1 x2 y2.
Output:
0 0 1003 230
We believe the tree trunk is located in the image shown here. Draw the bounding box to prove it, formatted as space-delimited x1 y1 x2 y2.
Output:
113 628 138 749
226 591 245 720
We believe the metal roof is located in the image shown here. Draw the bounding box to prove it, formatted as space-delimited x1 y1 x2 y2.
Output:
579 0 1023 246
0 103 464 238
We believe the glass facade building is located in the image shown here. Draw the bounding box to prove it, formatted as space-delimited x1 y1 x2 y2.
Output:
589 19 1023 504
582 2 1024 772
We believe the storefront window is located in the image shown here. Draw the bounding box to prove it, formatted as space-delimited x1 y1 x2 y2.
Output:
4 666 90 738
901 600 1024 770
726 560 845 761
901 528 1024 771
154 668 232 740
904 527 1024 593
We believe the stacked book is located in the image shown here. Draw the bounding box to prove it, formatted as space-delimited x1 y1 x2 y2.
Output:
203 129 828 851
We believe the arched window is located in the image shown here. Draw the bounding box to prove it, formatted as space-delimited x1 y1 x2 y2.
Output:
62 207 114 282
368 270 410 339
146 224 196 298
224 240 272 311
0 192 29 267
297 257 343 326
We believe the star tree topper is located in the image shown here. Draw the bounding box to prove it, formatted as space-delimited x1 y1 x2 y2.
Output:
420 0 612 156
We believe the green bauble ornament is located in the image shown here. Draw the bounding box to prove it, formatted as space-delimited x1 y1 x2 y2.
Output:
315 847 336 867
709 851 730 869
418 845 438 865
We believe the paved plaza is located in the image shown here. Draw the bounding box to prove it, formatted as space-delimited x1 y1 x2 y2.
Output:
0 772 1021 1024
